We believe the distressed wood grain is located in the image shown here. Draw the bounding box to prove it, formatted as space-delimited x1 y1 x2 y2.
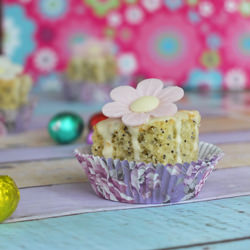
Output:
0 143 90 164
200 130 250 145
0 159 87 188
6 166 250 223
218 142 250 169
181 238 250 250
0 129 87 149
1 196 250 250
0 130 52 149
200 116 250 133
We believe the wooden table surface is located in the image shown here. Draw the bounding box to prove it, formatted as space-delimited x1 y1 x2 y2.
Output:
1 91 250 250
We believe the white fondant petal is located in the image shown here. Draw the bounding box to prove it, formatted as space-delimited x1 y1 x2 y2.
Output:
150 103 178 117
157 86 184 103
110 86 138 104
122 112 150 126
102 102 130 118
136 78 163 97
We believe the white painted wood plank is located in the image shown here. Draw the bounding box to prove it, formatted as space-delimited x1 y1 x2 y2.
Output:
6 165 250 223
0 159 88 188
0 143 90 163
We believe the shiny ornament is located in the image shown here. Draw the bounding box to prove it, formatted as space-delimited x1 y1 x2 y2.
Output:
0 176 20 223
48 112 84 144
86 130 94 144
88 112 107 129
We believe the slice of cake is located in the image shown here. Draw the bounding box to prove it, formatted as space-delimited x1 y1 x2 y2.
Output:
0 57 32 110
65 39 118 84
92 110 200 165
92 78 201 165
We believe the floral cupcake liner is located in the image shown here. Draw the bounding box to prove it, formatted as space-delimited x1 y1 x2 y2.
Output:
75 141 224 204
0 99 35 132
61 75 130 103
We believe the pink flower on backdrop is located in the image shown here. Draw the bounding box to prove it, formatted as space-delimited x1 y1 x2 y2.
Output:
33 47 59 73
5 0 250 90
28 0 69 21
52 18 103 68
116 26 135 49
25 45 60 79
133 12 201 83
224 18 250 69
35 24 56 45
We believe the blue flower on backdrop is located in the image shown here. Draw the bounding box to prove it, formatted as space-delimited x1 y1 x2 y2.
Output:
164 0 183 11
4 5 36 65
39 0 68 19
111 43 119 54
186 69 223 91
206 33 221 50
188 10 200 23
239 32 250 55
35 73 62 93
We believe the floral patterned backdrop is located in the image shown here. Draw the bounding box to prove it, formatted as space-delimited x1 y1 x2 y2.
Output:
4 0 250 91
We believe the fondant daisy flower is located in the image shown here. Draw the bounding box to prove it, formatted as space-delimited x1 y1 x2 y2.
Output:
102 78 184 126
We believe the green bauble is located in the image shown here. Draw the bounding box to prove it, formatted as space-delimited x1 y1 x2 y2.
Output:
0 176 20 223
48 112 84 144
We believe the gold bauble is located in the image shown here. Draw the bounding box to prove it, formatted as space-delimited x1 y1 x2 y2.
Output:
0 176 20 223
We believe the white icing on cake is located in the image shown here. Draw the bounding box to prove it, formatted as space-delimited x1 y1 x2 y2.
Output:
96 118 121 158
128 126 141 162
96 111 200 161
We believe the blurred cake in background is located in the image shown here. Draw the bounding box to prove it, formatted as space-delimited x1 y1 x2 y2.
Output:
62 38 127 102
0 56 33 131
66 39 118 84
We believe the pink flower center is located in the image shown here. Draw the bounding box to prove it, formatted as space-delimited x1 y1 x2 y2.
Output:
130 96 159 113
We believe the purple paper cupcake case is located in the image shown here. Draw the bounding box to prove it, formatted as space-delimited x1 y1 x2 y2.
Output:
61 75 130 103
75 142 224 204
0 99 35 132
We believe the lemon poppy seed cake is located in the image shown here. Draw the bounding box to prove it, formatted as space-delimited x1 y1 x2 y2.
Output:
92 110 200 165
91 78 201 165
0 57 32 110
